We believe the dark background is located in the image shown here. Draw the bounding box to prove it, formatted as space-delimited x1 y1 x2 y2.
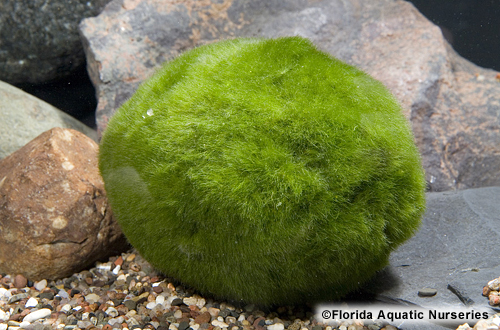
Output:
14 0 500 130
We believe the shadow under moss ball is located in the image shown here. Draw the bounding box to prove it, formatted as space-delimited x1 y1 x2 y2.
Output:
99 37 426 306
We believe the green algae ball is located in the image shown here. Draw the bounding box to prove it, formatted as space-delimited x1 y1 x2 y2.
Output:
99 37 426 306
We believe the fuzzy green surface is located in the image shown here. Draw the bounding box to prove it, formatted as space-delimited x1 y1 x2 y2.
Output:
99 37 426 306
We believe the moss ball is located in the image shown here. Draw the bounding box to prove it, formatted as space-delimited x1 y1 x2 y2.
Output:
99 37 426 306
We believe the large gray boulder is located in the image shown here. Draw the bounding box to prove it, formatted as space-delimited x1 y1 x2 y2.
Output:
79 0 500 192
0 0 111 84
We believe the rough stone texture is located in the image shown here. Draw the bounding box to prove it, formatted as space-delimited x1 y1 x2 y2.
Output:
0 80 97 160
368 186 500 330
0 0 112 84
0 127 128 280
79 0 500 192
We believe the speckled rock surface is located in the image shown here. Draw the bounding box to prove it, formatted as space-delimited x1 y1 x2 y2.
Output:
0 80 97 160
0 0 111 84
79 0 500 192
0 128 128 280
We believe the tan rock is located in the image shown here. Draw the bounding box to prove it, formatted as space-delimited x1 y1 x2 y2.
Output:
0 127 128 280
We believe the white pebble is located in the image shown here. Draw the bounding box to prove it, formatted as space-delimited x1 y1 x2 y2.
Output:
96 262 112 271
156 295 165 305
20 321 31 328
268 324 285 330
212 320 229 328
0 288 11 300
61 304 72 313
489 278 500 291
108 316 125 325
183 296 198 306
25 297 38 308
23 308 52 322
196 297 206 309
73 306 82 312
146 301 157 309
112 265 121 275
237 315 246 322
34 279 47 291
105 307 119 317
0 309 9 322
191 324 200 330
174 309 183 318
0 323 6 330
169 325 178 330
117 274 128 281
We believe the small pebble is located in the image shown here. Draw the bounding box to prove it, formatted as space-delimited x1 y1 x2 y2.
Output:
9 293 29 304
14 274 28 289
418 288 437 297
212 320 229 328
34 279 48 291
268 324 285 330
85 293 101 304
23 308 52 323
0 309 9 322
25 297 38 308
105 307 119 317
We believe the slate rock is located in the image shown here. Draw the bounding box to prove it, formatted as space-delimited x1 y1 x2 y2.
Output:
0 0 111 84
0 80 97 160
368 186 500 329
80 0 500 192
0 127 128 280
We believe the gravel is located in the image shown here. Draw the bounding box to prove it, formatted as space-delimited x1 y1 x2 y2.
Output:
0 250 396 330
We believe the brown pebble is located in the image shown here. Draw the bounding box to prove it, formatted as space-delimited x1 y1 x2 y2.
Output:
13 274 28 289
116 305 129 315
20 309 31 317
9 313 22 321
483 286 492 296
489 294 500 305
195 311 212 324
126 254 136 262
253 316 266 330
103 325 113 330
114 256 124 266
153 286 163 294
129 263 141 272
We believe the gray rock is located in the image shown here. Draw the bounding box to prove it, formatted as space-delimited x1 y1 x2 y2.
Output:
0 0 111 84
369 186 500 329
0 80 97 159
79 0 500 192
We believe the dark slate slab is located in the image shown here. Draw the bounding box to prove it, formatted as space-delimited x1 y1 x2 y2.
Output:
366 186 500 329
